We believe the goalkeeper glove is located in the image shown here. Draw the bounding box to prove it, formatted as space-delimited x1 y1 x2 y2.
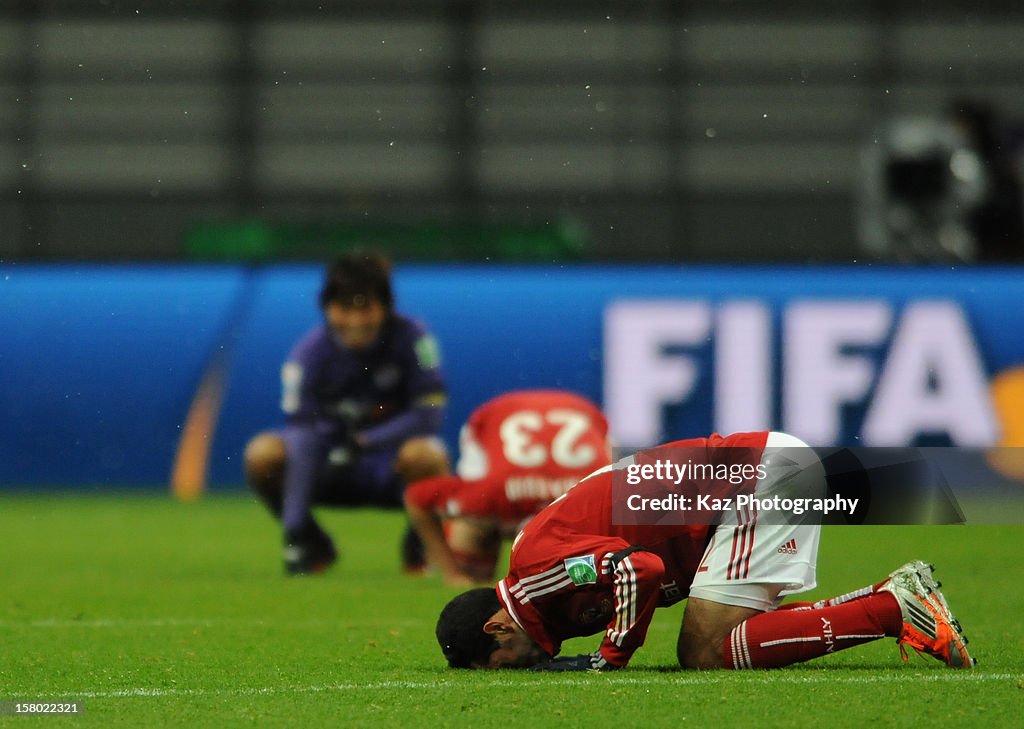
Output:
327 431 363 468
528 651 621 672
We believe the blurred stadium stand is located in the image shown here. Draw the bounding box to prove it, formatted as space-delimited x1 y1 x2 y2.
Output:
2 0 1024 262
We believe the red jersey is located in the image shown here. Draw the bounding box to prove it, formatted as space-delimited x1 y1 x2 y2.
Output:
405 390 611 531
496 431 769 668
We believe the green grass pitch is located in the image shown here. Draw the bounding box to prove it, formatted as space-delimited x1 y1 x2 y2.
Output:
1 493 1022 728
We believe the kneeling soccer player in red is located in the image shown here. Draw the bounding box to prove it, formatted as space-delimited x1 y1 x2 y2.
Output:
405 389 612 586
435 431 974 671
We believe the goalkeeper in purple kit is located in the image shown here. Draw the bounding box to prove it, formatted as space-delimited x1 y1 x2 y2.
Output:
244 252 449 574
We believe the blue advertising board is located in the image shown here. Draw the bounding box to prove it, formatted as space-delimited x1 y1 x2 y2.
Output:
1 263 1022 490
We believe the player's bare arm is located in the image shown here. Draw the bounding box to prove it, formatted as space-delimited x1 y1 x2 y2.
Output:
404 493 476 587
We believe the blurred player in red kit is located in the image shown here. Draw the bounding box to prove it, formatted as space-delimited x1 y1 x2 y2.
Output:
436 431 974 671
404 390 612 586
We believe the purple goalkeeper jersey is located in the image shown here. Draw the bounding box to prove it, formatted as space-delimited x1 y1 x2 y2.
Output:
281 313 445 449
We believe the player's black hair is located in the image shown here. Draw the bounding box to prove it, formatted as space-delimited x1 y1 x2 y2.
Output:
319 251 394 310
435 588 502 669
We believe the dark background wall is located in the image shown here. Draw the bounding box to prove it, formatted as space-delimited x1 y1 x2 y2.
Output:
3 0 1023 262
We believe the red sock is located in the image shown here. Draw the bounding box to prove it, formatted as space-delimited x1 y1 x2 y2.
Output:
723 592 903 669
777 579 889 611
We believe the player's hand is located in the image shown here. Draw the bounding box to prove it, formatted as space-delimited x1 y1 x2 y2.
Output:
528 651 620 672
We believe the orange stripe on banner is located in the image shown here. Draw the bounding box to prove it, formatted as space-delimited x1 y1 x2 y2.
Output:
171 360 227 502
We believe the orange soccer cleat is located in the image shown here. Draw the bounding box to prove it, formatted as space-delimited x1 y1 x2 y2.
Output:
882 561 975 669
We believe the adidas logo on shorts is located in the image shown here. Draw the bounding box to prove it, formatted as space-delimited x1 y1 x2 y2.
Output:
777 538 798 555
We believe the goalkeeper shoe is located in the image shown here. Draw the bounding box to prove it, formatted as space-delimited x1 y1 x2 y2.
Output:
882 561 975 668
283 536 338 576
